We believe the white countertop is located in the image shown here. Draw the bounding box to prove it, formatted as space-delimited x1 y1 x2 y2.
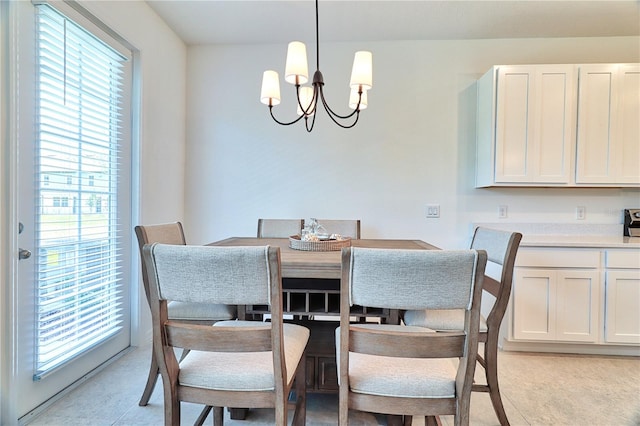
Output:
473 222 640 249
520 235 640 248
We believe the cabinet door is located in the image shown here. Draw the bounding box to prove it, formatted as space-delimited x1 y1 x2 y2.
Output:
513 268 556 340
576 64 640 185
556 270 600 342
494 65 573 184
513 268 599 342
605 270 640 344
317 357 338 391
617 65 640 184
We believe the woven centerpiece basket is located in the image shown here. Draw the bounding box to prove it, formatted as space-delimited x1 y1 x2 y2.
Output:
289 235 351 251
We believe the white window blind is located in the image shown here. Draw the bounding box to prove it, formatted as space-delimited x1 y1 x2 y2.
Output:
34 3 128 379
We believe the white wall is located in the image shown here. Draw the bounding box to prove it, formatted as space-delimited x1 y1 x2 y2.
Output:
185 36 639 249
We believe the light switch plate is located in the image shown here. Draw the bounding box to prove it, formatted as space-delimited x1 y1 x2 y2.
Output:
498 205 508 219
426 204 440 218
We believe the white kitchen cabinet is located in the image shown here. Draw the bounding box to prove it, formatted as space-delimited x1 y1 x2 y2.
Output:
604 250 640 344
476 65 574 187
576 64 640 185
508 245 640 355
476 63 639 188
513 266 599 343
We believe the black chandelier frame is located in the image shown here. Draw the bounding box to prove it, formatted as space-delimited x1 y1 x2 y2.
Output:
267 0 365 132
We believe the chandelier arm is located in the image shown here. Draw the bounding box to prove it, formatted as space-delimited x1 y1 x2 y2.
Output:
295 85 314 116
319 95 360 129
327 109 360 129
268 105 307 126
318 86 360 120
305 110 317 132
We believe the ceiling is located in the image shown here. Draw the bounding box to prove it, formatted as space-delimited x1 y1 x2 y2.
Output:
145 0 640 46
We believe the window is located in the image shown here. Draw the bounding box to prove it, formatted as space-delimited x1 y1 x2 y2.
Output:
34 4 130 378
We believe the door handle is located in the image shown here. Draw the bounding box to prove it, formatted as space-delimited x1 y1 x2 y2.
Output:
18 222 31 259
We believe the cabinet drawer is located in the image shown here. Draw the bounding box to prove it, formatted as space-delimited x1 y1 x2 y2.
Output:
606 250 640 269
516 249 600 268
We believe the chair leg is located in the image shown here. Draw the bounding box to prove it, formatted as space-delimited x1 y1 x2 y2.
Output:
138 346 160 406
164 393 180 426
425 415 441 426
213 407 224 426
484 336 510 426
292 355 307 426
194 406 212 426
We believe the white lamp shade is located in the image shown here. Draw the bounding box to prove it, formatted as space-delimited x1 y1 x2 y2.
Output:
349 51 373 90
296 86 316 116
260 70 281 106
349 88 368 110
285 41 309 85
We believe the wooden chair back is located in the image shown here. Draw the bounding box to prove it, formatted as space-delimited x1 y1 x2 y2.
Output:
469 227 522 339
338 247 487 425
142 243 307 425
257 218 304 238
135 222 186 304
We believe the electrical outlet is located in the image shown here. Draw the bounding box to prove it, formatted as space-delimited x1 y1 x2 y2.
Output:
498 205 508 219
576 206 586 220
426 204 440 218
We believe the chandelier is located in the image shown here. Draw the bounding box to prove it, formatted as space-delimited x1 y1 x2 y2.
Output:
259 0 373 132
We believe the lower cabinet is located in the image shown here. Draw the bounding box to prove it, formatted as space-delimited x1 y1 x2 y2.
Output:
604 250 640 344
513 267 599 342
510 246 640 353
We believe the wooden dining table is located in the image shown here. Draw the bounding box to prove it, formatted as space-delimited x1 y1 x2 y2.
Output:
209 237 438 279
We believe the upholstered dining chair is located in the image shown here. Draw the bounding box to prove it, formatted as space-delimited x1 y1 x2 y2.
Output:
134 222 237 407
310 219 361 239
337 247 487 426
142 243 309 426
257 218 304 238
403 227 522 426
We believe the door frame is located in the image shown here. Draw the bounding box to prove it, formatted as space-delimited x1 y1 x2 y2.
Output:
1 1 22 422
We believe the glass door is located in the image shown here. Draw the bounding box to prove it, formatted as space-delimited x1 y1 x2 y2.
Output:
9 1 132 419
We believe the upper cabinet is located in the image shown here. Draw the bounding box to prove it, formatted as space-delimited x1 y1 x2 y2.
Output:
576 64 640 185
476 63 640 188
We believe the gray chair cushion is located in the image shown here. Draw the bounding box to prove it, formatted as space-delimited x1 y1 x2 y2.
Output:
151 244 272 306
349 249 480 310
178 321 309 391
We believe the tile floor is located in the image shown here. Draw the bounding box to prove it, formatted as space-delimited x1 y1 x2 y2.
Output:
27 342 640 425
